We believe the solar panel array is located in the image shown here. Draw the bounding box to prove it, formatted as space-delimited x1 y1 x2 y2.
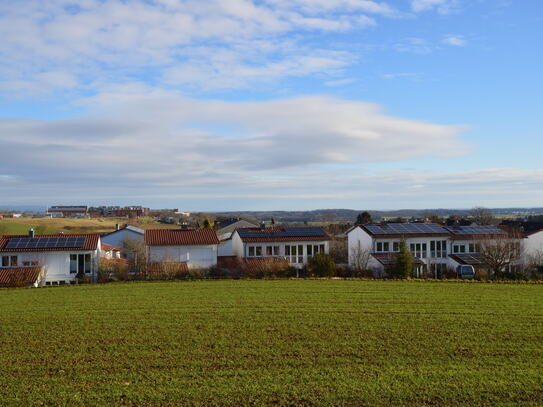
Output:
5 236 86 250
365 223 448 235
238 227 327 239
446 226 506 235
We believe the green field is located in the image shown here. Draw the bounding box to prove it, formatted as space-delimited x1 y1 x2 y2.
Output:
0 280 541 406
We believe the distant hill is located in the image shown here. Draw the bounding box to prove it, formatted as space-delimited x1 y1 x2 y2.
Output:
212 208 543 223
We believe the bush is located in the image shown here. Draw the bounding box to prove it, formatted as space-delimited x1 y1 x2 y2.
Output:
307 253 337 277
493 270 528 281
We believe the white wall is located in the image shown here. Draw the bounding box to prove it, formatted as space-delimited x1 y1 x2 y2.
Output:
148 245 218 269
524 231 543 259
233 238 330 267
218 238 234 256
347 227 373 267
101 229 143 248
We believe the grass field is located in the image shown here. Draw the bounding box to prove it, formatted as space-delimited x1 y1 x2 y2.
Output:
0 280 541 406
0 217 179 235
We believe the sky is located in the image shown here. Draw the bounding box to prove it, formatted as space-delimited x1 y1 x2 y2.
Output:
1 0 542 211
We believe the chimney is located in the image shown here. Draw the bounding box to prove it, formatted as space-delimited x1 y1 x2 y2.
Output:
28 228 35 238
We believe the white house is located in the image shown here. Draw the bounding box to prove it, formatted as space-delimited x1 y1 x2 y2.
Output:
230 226 331 268
348 223 543 277
145 228 219 269
0 230 101 286
101 224 144 250
347 223 451 277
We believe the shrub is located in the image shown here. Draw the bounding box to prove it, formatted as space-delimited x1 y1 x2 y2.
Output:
307 253 337 277
389 240 412 279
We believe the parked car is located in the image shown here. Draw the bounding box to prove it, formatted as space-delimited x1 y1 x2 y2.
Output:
457 265 475 280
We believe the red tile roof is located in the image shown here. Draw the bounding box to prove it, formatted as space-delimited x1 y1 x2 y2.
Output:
0 234 100 252
0 267 42 287
145 229 219 246
101 243 122 252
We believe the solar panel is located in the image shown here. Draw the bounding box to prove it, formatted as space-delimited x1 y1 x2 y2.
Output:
5 236 86 250
238 227 327 239
446 226 505 235
365 223 448 235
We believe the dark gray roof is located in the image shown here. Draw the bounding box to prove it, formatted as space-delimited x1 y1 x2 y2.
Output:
364 223 448 236
237 227 329 242
445 225 506 236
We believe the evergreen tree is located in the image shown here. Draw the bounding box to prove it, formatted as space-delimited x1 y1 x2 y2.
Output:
393 239 413 279
356 211 372 225
202 218 213 229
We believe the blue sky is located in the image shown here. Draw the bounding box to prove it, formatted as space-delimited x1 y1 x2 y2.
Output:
1 0 542 211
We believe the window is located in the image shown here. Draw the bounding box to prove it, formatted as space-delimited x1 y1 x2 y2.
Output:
84 254 91 273
320 244 325 253
307 245 313 256
393 242 400 252
298 245 303 264
377 242 382 252
410 243 427 258
255 247 262 257
453 245 466 254
22 261 38 266
2 256 18 267
285 245 302 263
70 253 92 274
70 254 78 273
430 240 447 258
266 246 273 256
248 247 255 257
285 246 290 256
273 246 279 256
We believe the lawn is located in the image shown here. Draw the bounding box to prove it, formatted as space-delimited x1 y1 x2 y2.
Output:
0 216 179 235
0 280 541 406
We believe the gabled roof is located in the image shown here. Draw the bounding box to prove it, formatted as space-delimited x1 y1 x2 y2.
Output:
145 229 219 246
0 234 100 252
0 267 42 287
235 227 330 242
101 225 144 237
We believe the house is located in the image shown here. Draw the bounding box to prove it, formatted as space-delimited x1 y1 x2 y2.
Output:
145 228 219 269
230 226 331 267
215 218 258 236
0 230 101 285
347 223 452 277
47 206 88 218
348 222 543 277
101 224 145 258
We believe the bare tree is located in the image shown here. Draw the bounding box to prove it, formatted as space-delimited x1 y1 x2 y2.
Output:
477 231 523 275
349 243 372 277
471 207 496 225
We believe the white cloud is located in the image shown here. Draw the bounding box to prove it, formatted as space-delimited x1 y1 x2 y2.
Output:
443 35 466 46
0 90 469 204
0 0 397 95
411 0 459 14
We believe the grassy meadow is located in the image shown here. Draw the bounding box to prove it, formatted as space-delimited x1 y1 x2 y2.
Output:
0 280 541 406
0 216 179 235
